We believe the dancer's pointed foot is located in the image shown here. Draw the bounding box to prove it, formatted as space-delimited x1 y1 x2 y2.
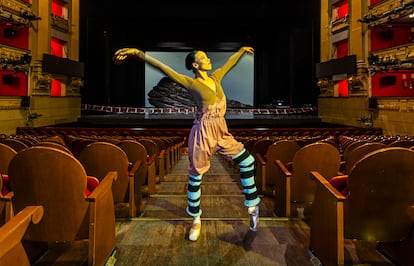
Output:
189 217 201 241
248 205 259 231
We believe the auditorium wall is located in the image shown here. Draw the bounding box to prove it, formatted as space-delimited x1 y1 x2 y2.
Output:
317 0 414 136
318 97 414 135
0 0 81 135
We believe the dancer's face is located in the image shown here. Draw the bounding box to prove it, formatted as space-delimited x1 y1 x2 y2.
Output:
193 51 212 71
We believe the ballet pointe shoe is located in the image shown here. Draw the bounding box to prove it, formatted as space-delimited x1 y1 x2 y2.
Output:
248 205 259 231
189 217 201 241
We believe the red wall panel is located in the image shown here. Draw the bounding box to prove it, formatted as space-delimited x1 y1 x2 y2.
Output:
336 79 349 97
0 26 29 50
0 71 28 96
52 1 63 17
371 71 414 97
332 1 348 21
337 1 348 19
51 78 66 97
51 38 65 57
370 26 414 51
335 40 349 58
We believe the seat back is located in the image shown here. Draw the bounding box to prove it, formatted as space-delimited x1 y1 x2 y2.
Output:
147 137 167 178
387 139 414 148
243 138 257 154
137 138 159 158
79 142 130 204
252 138 275 158
1 139 28 152
345 147 414 242
8 146 90 241
68 137 97 158
342 139 369 161
137 138 160 180
33 141 72 154
41 135 66 145
291 142 341 214
344 142 387 173
266 139 300 185
118 139 148 185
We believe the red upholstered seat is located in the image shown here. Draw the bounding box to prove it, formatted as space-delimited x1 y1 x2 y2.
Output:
329 175 348 196
1 174 10 196
85 176 100 196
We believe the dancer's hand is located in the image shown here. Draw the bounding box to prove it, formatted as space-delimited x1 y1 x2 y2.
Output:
240 46 254 55
113 48 143 64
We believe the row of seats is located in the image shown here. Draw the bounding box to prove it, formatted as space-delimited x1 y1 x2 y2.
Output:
240 134 414 265
247 134 414 196
247 137 340 217
16 125 383 143
4 126 412 265
310 146 414 266
0 133 185 216
0 132 185 265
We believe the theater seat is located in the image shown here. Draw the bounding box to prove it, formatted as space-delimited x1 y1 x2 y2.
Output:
255 139 300 194
274 141 341 217
309 147 414 266
118 139 151 214
7 146 117 266
136 138 160 194
79 141 141 218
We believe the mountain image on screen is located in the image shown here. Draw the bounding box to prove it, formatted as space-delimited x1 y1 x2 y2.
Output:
147 77 252 109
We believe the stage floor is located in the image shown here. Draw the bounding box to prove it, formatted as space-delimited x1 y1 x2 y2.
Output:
77 112 323 128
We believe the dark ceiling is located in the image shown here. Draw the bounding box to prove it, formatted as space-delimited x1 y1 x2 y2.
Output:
80 0 318 49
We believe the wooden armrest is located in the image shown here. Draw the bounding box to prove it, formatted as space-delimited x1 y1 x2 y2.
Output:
0 206 44 258
147 154 157 165
127 161 141 218
87 171 117 200
256 153 266 165
128 159 142 176
310 171 347 200
158 149 165 158
309 171 347 266
275 159 291 177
